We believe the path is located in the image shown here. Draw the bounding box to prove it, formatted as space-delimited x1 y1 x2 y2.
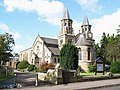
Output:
0 70 53 88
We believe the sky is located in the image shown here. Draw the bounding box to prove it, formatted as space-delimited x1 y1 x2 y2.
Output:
0 0 120 53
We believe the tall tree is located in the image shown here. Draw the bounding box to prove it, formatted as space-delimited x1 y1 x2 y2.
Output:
95 43 101 58
60 43 78 70
106 34 120 62
0 33 15 65
100 33 108 62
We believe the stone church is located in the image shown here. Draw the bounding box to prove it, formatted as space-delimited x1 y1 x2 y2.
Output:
19 8 96 72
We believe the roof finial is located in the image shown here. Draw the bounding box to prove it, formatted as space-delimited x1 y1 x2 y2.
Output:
63 7 70 19
82 15 89 25
38 32 39 36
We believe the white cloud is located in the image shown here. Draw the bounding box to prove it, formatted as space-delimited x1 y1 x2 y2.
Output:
3 0 34 12
0 23 21 40
91 9 120 43
75 0 102 12
25 35 34 43
13 44 25 53
73 9 120 43
73 20 82 35
12 32 21 40
0 23 9 32
3 0 64 25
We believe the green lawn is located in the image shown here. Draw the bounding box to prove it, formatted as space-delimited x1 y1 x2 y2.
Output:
0 73 14 81
80 72 105 76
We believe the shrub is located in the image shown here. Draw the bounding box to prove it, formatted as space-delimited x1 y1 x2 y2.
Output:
60 43 78 70
39 62 55 73
77 65 81 76
110 61 120 73
28 64 36 72
46 63 55 70
88 64 96 72
17 60 29 69
36 67 45 73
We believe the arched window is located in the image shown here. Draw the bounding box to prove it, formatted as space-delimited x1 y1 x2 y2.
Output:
54 58 56 63
64 23 66 26
78 48 82 60
88 48 91 60
58 58 60 63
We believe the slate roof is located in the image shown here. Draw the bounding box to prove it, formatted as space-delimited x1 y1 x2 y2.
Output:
75 34 91 46
41 37 58 45
63 8 70 19
41 37 60 56
82 15 90 25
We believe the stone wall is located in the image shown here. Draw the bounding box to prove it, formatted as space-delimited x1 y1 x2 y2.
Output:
38 69 77 84
38 73 47 81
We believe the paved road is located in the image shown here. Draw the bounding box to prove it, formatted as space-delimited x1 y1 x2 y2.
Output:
16 71 37 87
2 70 120 90
0 70 53 88
3 78 120 90
95 85 120 90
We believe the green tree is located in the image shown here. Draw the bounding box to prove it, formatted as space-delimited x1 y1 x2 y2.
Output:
98 32 120 63
17 60 29 69
110 61 120 73
88 64 96 72
106 34 120 62
0 33 15 65
100 33 108 61
95 43 101 58
28 64 36 72
60 43 78 70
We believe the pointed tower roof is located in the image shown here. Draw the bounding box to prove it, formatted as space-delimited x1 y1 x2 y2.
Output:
82 15 89 25
63 8 70 19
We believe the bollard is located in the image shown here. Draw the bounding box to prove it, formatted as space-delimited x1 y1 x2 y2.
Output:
35 74 38 86
14 74 16 85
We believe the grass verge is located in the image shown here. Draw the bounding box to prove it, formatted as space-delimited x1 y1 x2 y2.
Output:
80 72 105 76
0 73 14 81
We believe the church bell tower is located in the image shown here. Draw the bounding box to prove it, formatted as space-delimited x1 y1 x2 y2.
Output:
81 16 93 40
58 8 75 49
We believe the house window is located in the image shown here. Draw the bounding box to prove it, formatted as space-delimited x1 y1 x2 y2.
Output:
64 23 66 26
37 46 40 54
88 48 90 60
78 48 82 60
68 22 70 26
37 46 39 50
60 40 63 45
54 58 56 63
58 58 60 63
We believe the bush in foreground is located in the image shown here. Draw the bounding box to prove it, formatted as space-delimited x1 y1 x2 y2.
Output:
88 64 96 72
110 61 120 73
38 62 55 73
17 60 29 69
28 64 36 72
60 43 78 70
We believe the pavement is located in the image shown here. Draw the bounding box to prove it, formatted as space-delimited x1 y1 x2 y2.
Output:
4 78 120 90
1 70 120 90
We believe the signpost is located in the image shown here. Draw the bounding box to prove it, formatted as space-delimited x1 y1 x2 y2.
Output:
95 57 105 75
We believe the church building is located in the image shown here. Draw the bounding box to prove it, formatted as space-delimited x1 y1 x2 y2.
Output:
19 8 96 72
